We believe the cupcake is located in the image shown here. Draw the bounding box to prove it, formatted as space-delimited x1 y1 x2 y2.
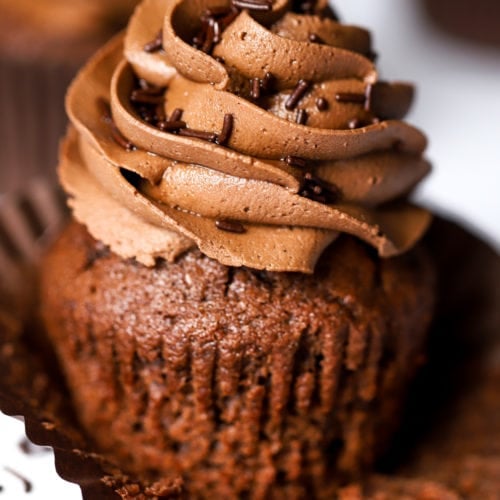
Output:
40 0 435 496
0 0 140 194
421 0 500 47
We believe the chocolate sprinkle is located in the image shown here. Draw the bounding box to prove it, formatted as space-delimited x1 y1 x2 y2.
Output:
110 123 136 151
308 33 324 44
216 114 234 145
232 0 272 11
316 97 328 111
335 92 366 104
158 120 187 132
284 155 308 168
215 219 247 233
250 78 261 100
296 109 308 125
98 98 136 151
19 438 50 456
130 90 164 105
194 6 239 54
220 7 240 29
364 83 373 111
144 30 163 53
348 117 381 129
261 72 274 91
155 102 167 123
285 79 310 111
179 128 218 142
202 20 216 53
3 467 32 493
300 172 339 204
169 108 184 123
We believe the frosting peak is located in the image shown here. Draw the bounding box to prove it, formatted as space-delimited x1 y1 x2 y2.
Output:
61 0 431 272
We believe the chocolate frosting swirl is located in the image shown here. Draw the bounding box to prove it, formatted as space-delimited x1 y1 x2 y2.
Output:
62 0 431 272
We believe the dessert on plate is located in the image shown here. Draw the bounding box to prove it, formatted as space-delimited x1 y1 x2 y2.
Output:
39 0 439 496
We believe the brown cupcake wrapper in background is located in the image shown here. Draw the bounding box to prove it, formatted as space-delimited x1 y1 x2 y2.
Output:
0 183 499 499
0 59 76 194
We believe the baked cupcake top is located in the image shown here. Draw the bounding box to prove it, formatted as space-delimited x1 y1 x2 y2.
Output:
61 0 432 272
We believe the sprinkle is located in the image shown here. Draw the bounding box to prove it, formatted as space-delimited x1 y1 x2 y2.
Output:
203 6 230 17
169 108 184 122
220 7 240 28
335 92 366 103
300 172 339 204
364 83 373 111
348 117 380 129
261 72 274 91
215 219 247 233
194 6 239 53
232 0 272 11
250 78 261 100
110 124 136 151
284 155 308 168
98 98 136 151
296 109 308 125
285 79 310 111
130 89 164 105
4 467 32 493
202 19 215 53
308 33 324 44
316 97 328 111
155 102 167 123
136 105 156 123
216 114 234 145
20 439 40 455
144 30 163 53
213 19 222 43
179 128 218 142
158 120 187 132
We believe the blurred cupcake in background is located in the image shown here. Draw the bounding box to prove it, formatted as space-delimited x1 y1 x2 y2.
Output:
0 0 139 193
421 0 500 47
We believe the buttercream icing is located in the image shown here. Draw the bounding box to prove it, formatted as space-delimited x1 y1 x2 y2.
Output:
61 0 432 272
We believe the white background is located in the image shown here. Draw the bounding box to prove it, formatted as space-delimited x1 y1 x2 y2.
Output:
1 1 499 498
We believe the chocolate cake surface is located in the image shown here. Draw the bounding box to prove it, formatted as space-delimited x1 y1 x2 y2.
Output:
40 221 435 498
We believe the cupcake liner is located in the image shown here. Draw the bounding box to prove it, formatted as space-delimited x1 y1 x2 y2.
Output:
0 58 76 194
0 181 499 499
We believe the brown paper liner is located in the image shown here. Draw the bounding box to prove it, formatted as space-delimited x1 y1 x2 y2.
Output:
0 58 77 194
0 182 499 499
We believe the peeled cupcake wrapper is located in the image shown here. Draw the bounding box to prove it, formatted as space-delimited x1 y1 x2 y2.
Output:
0 181 170 499
0 58 75 194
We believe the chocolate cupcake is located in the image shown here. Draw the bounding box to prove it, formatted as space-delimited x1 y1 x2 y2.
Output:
421 0 500 47
0 0 140 193
40 0 435 496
